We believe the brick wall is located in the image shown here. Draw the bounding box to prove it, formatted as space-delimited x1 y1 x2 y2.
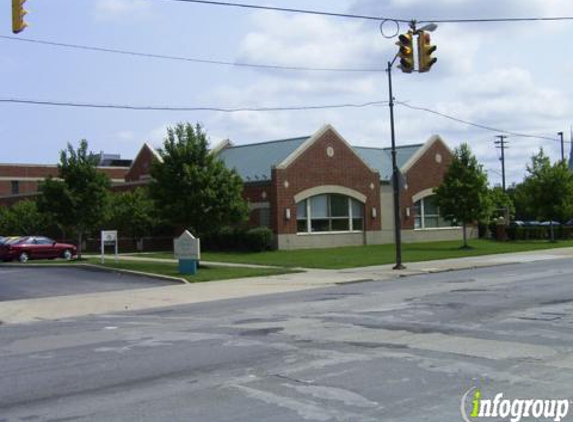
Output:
401 139 453 229
272 128 381 235
0 165 128 197
125 146 155 182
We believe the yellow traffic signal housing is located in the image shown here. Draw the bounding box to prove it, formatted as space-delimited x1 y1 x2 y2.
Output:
418 31 437 73
12 0 27 34
396 31 414 73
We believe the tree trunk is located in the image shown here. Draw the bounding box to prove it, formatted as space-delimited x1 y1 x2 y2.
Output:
462 222 468 248
78 230 83 259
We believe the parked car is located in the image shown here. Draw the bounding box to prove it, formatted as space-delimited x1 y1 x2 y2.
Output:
0 236 77 263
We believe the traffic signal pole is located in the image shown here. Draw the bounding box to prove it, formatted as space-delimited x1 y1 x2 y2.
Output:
387 58 405 270
382 21 437 270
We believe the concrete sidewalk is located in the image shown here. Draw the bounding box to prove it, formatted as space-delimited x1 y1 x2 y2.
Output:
1 247 572 325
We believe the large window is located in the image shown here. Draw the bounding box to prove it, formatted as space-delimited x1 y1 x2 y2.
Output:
414 195 452 229
296 194 364 233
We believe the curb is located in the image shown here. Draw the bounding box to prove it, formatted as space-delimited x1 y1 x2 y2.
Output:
0 262 189 285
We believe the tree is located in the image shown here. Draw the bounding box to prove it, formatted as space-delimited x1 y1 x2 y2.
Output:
108 188 156 249
0 200 49 235
519 149 573 241
38 140 110 257
488 186 515 223
149 123 247 235
434 143 491 248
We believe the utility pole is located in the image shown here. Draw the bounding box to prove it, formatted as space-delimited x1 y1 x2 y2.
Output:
387 60 405 270
558 131 564 162
494 135 508 192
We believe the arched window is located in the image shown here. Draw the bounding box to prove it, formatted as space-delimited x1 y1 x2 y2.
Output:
296 194 364 233
413 195 453 229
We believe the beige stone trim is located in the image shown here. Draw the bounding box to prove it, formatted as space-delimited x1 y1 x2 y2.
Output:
412 187 436 204
210 138 233 156
293 185 366 204
248 202 270 211
400 135 453 174
0 177 125 183
276 124 378 173
128 142 163 174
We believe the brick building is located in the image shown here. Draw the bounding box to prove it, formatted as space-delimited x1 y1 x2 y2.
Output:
0 124 467 249
0 163 130 207
125 124 466 249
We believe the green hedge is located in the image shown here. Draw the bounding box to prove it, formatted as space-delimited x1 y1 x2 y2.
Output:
202 227 275 252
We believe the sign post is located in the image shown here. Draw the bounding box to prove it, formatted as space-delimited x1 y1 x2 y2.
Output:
101 230 118 264
174 230 200 275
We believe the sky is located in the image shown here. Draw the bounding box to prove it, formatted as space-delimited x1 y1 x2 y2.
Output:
1 0 573 186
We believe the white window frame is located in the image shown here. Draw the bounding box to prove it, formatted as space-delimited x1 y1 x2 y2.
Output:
414 195 454 230
296 194 364 234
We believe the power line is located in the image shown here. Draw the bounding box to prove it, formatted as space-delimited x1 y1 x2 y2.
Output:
0 35 384 73
159 0 573 24
158 0 411 22
419 16 573 24
0 98 388 112
0 96 566 144
396 101 565 143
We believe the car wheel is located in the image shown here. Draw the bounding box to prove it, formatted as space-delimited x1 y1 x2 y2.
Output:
62 249 73 261
18 252 29 263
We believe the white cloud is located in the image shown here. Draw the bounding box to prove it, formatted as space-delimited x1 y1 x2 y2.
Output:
94 0 152 21
238 11 391 70
116 130 135 141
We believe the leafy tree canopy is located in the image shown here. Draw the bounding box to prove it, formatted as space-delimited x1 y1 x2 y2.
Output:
107 188 156 241
38 140 110 256
517 149 573 237
434 143 491 247
149 123 247 236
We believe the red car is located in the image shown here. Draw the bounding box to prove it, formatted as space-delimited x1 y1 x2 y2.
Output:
0 236 77 263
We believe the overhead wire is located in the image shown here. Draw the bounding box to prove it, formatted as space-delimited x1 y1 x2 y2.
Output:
158 0 573 24
0 98 388 112
0 35 384 73
395 101 566 143
0 97 566 144
157 0 411 22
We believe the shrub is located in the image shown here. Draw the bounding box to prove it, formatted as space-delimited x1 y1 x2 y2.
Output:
202 226 275 252
246 227 275 252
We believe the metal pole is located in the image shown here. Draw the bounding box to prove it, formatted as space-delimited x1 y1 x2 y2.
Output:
558 132 564 162
387 61 405 270
495 135 507 192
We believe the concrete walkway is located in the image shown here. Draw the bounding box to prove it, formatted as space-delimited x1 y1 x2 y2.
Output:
1 247 572 325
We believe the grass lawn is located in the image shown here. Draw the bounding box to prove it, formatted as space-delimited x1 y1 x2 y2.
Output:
92 259 298 283
6 258 298 283
126 239 573 270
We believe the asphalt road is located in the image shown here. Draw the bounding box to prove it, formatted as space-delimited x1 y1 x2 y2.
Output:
2 259 573 421
0 266 175 301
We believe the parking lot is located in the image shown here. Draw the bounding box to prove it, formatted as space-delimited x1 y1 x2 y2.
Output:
0 265 177 301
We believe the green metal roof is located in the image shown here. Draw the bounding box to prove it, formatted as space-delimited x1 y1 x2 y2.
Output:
354 144 423 181
217 136 423 182
218 137 309 181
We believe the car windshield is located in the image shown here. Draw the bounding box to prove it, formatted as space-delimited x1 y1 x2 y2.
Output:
35 237 55 245
9 236 29 244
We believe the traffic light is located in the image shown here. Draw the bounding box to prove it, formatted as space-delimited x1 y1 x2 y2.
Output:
12 0 27 34
417 30 437 73
396 31 414 73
